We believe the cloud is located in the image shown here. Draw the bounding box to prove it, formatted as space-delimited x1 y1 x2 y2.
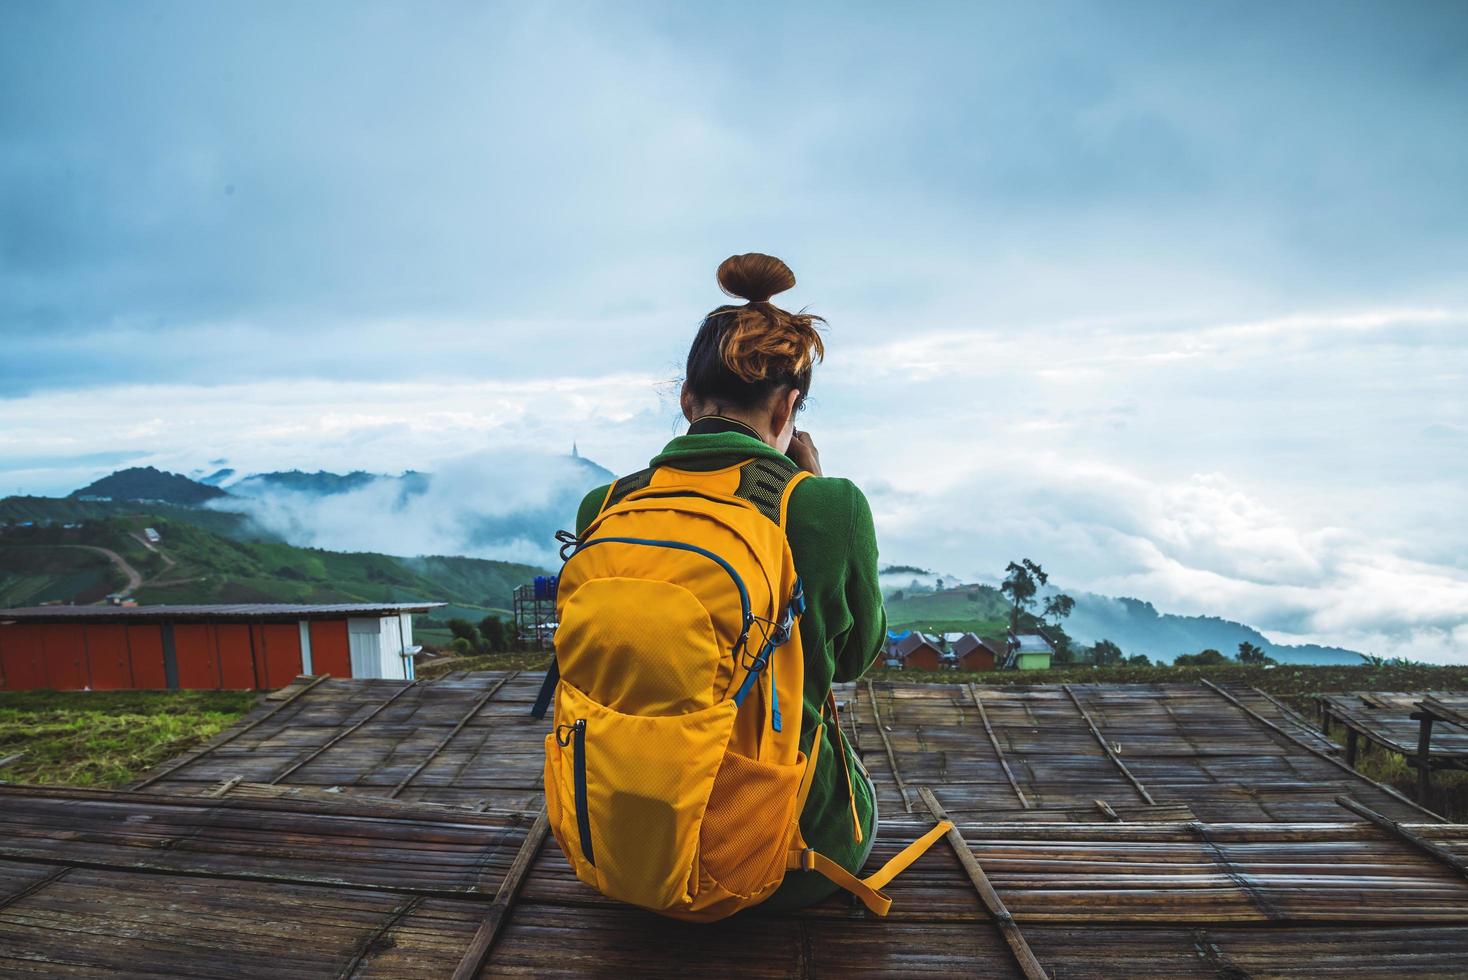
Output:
2 5 1467 659
870 454 1468 662
208 450 606 566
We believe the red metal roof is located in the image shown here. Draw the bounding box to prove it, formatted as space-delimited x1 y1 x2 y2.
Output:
0 602 444 624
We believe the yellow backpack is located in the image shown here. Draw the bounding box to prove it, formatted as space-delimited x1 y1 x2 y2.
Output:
534 456 950 922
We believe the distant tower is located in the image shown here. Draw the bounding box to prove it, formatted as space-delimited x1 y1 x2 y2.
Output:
571 442 580 459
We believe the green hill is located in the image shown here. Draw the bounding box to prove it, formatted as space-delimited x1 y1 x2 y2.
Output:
0 513 547 629
883 583 1012 635
70 466 228 505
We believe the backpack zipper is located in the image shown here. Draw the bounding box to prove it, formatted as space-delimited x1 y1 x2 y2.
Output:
565 536 753 637
570 718 594 866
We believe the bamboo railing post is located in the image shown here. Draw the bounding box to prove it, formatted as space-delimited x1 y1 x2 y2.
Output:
1335 795 1468 880
866 679 913 812
1413 712 1435 802
918 787 1050 980
131 673 331 790
1200 678 1446 823
1063 684 1155 805
968 683 1030 809
452 805 549 980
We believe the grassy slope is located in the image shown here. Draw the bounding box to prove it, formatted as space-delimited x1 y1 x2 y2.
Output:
0 689 257 787
0 515 545 616
883 584 1012 636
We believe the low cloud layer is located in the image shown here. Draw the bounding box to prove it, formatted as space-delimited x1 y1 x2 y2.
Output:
207 451 610 567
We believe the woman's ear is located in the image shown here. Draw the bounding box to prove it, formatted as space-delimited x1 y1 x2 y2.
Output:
770 387 801 451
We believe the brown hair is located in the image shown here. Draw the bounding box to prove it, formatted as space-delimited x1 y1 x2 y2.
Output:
684 253 826 412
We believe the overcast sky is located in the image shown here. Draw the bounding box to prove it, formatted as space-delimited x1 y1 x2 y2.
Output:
2 1 1465 660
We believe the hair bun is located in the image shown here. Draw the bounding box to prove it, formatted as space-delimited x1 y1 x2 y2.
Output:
717 253 796 303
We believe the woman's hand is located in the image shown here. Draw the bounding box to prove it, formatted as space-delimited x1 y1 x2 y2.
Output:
788 428 823 476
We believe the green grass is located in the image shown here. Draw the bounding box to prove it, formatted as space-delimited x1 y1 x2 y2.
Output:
417 650 554 679
884 584 1011 635
0 689 257 787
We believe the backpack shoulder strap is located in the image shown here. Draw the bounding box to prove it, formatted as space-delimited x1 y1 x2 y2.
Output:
733 455 808 527
597 466 656 516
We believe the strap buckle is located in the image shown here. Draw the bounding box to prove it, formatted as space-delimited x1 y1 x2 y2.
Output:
800 847 816 871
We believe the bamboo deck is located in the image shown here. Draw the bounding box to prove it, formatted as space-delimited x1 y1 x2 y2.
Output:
134 673 1429 825
4 785 1468 977
1319 692 1468 762
7 673 1468 976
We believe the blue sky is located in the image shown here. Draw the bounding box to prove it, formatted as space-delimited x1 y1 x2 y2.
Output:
2 1 1466 659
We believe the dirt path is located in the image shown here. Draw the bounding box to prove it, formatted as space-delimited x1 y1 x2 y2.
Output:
67 545 144 597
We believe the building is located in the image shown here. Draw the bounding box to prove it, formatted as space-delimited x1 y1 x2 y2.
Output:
0 602 444 692
952 633 1004 671
1006 629 1057 670
890 632 945 671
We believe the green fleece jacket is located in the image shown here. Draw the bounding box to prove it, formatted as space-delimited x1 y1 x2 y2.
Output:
574 426 886 909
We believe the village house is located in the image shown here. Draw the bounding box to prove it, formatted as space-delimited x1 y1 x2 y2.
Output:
1006 628 1058 670
953 632 1006 671
887 631 945 671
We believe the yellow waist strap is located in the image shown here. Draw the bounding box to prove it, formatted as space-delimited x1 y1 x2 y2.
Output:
786 819 953 917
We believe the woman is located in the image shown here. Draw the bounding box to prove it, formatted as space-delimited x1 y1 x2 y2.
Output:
572 252 886 909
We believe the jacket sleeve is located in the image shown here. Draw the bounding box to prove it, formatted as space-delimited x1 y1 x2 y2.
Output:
833 484 887 682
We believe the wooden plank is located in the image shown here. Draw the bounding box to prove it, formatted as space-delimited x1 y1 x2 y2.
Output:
451 805 549 980
970 683 1031 809
131 673 331 789
866 679 913 813
1200 679 1446 823
389 672 518 799
271 679 419 784
918 787 1050 980
1063 684 1156 805
1335 795 1468 880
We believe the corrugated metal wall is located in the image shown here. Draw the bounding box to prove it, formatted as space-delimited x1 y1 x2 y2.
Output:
0 618 358 691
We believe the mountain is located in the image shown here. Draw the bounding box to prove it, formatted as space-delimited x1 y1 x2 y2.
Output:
0 513 545 619
70 467 229 506
881 577 1365 665
228 469 388 496
1059 591 1364 665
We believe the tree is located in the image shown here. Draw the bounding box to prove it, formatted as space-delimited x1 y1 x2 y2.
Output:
1174 649 1228 666
1088 639 1124 666
1236 641 1274 665
1001 559 1049 631
446 618 482 653
1041 593 1075 624
479 615 509 653
448 636 475 656
1124 653 1152 667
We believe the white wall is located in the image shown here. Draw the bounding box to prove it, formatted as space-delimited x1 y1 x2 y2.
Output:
347 614 414 679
